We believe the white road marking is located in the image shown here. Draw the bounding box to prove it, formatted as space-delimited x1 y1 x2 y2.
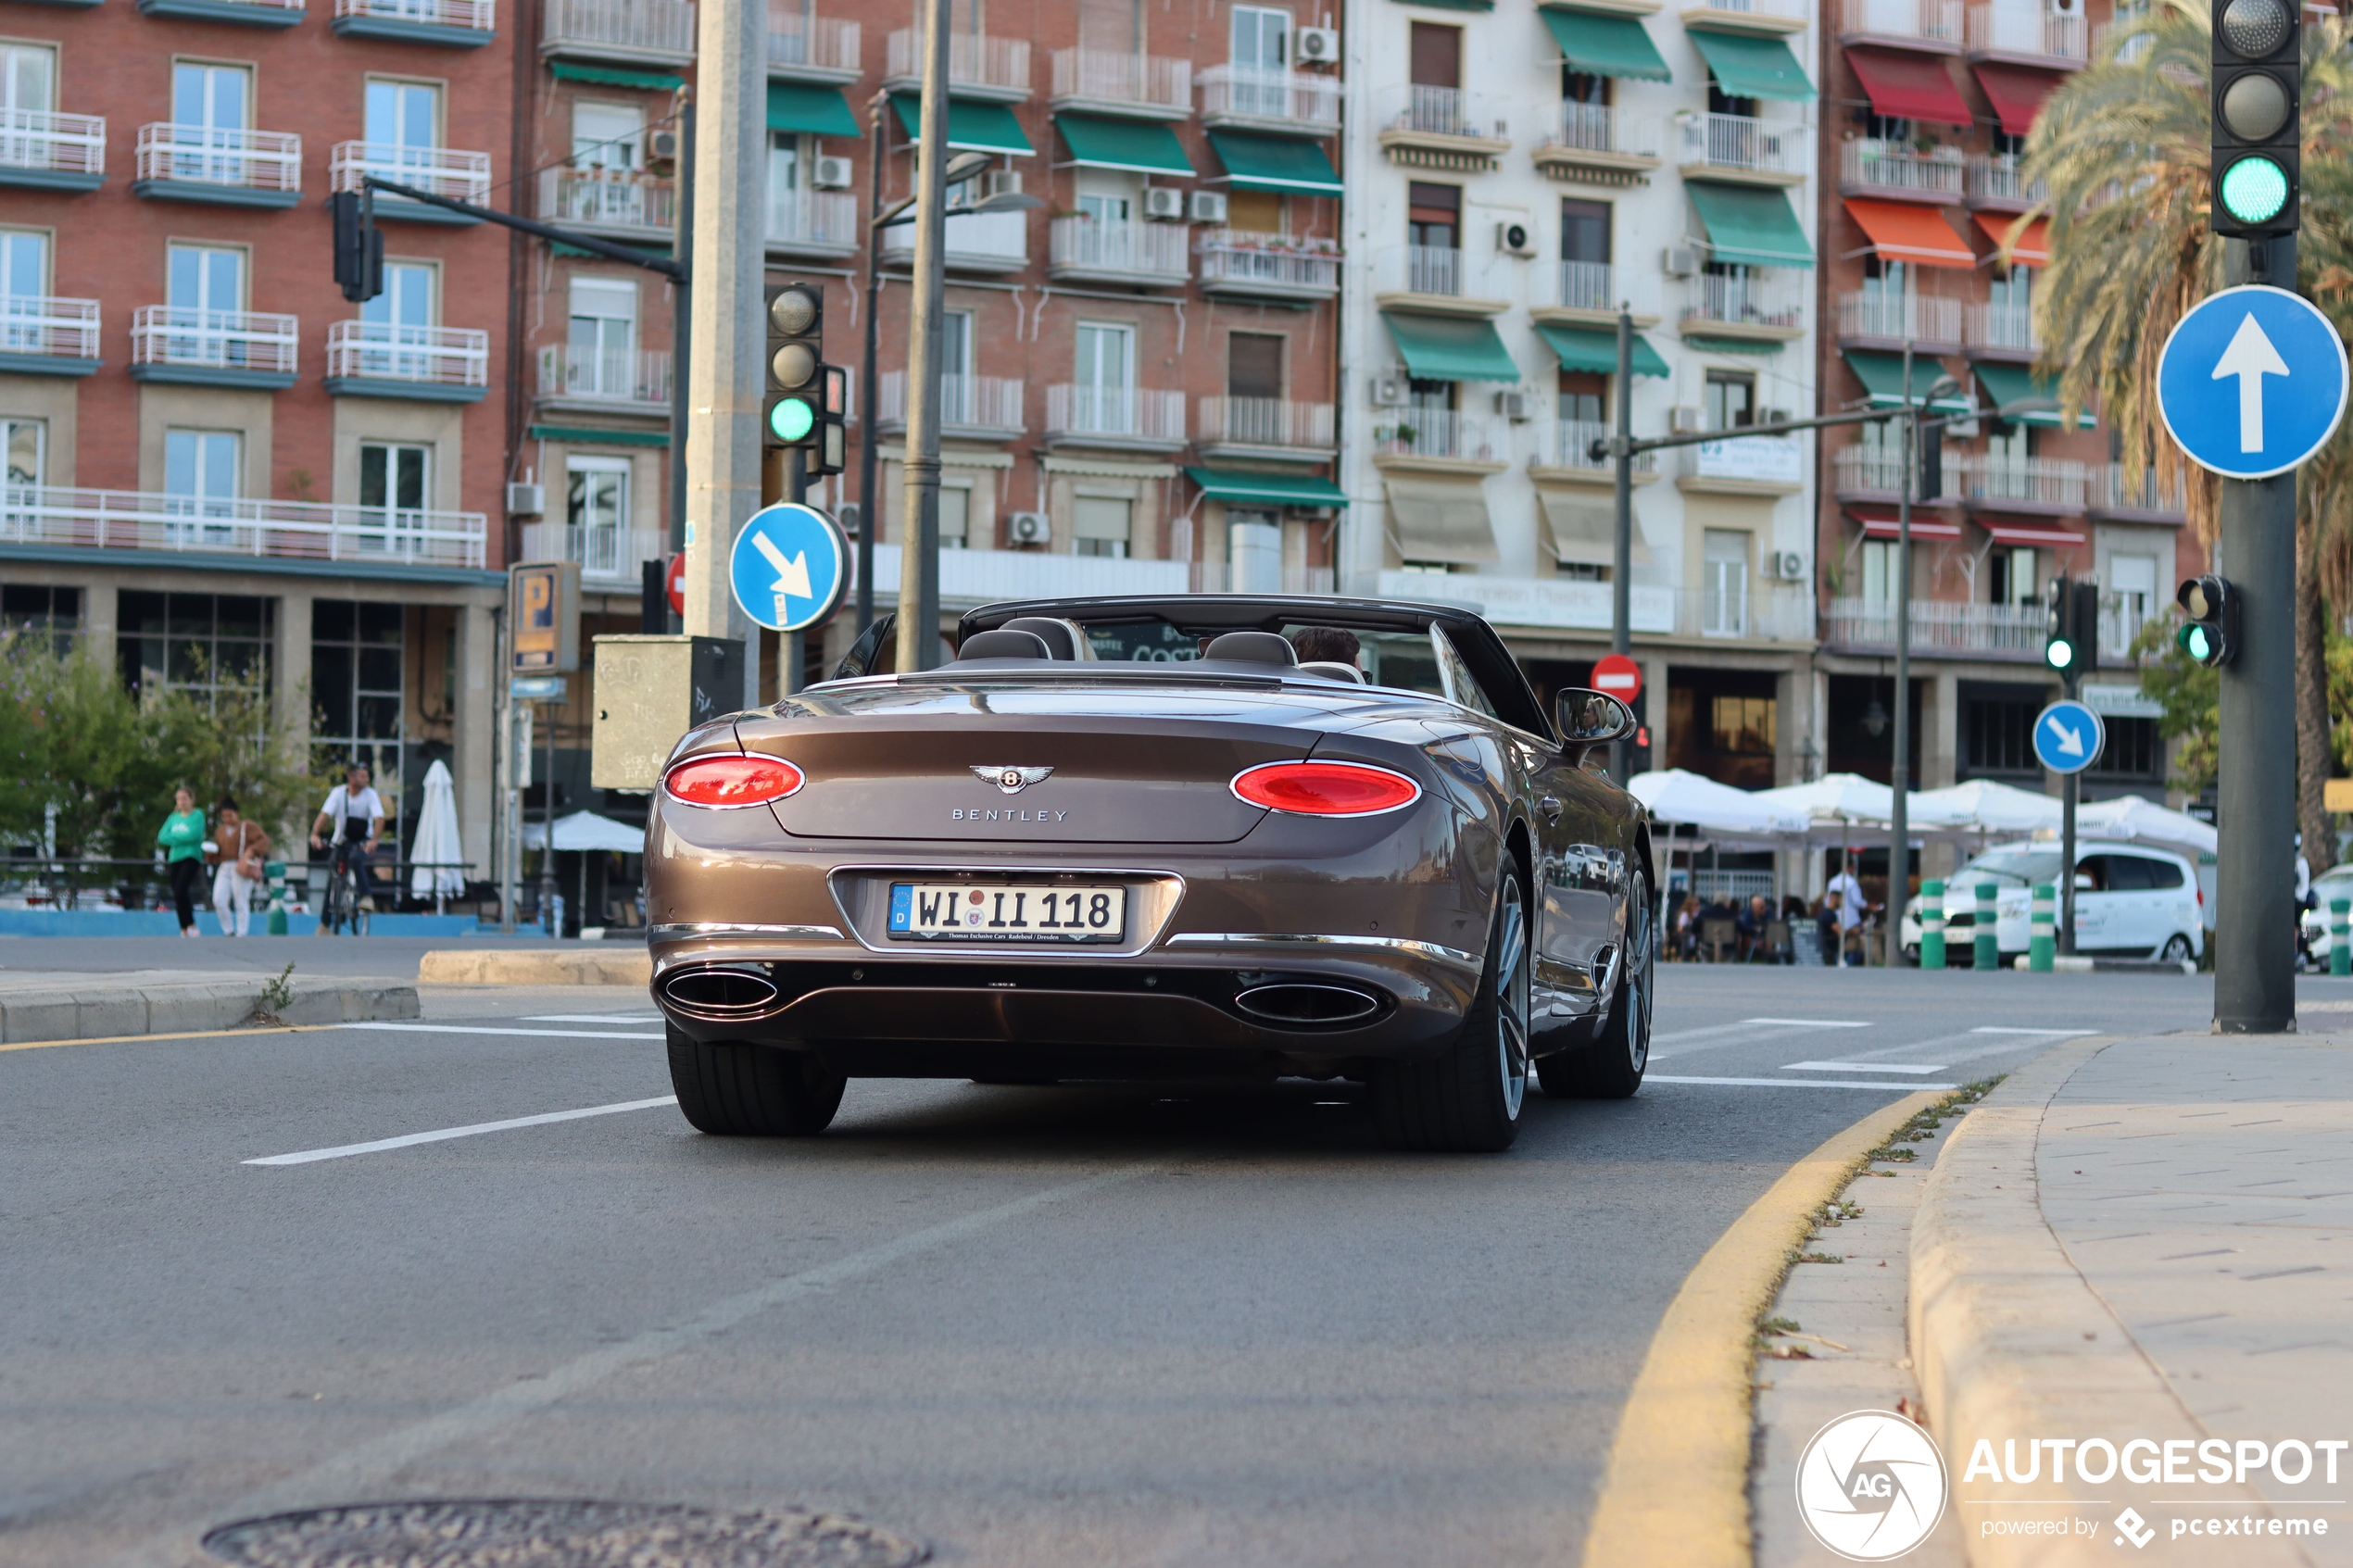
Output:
344 1022 665 1040
245 1097 678 1166
1648 1074 1955 1090
1782 1060 1950 1074
527 1013 663 1024
1969 1026 2099 1035
1743 1017 1873 1028
1648 1017 1874 1063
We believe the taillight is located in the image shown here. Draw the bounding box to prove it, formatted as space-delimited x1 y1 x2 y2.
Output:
663 753 804 808
1232 760 1421 817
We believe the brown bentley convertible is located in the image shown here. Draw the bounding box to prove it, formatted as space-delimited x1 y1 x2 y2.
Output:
644 595 1655 1152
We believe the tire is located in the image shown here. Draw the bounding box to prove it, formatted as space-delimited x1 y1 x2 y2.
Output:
1369 869 1530 1153
2160 933 2193 964
1539 863 1653 1100
667 1024 847 1135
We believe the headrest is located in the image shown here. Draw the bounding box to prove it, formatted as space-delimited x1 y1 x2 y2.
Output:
954 629 1051 662
1000 617 1080 659
1202 631 1298 666
1298 660 1365 684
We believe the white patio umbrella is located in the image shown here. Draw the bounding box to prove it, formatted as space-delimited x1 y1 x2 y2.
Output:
1629 769 1810 843
2077 794 2218 859
522 810 648 853
408 759 466 905
1912 779 2064 838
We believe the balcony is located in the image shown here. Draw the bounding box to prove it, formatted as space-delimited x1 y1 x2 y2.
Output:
132 124 301 207
866 542 1189 608
1948 452 2091 511
1047 217 1189 287
1834 444 1960 502
520 521 664 582
1676 112 1809 185
1837 290 1963 350
535 344 673 414
879 208 1028 273
129 306 298 389
1374 569 1679 634
1371 409 1508 473
539 167 676 241
878 370 1026 440
1197 232 1340 302
1680 0 1808 35
333 0 496 47
1529 418 1658 483
1966 3 2086 65
1043 384 1186 452
767 12 861 82
1680 271 1806 343
1196 396 1335 461
1531 105 1661 187
1373 244 1509 317
766 189 860 258
1197 66 1340 136
1051 48 1191 119
1836 0 1964 48
0 296 101 376
541 0 696 66
1965 299 2039 359
1677 435 1805 495
0 109 106 193
886 30 1030 101
330 143 493 223
135 0 302 27
323 320 489 402
2089 462 2186 522
1839 138 1963 202
1375 85 1509 171
1824 596 2047 658
1681 583 1816 642
1535 259 1661 327
0 485 486 570
1964 152 2046 211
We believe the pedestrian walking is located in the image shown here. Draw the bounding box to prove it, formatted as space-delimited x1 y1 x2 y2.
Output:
156 787 208 938
207 797 270 937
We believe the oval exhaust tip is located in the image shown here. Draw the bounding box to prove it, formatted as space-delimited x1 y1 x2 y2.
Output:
1234 983 1382 1026
661 966 781 1015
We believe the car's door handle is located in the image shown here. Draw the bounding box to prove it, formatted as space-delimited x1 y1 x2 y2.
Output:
1540 796 1563 821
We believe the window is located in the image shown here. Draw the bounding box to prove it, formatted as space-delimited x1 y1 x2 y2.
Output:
768 131 814 233
937 484 970 549
1407 181 1458 250
1702 528 1749 636
572 102 643 169
2 43 56 114
1561 198 1610 265
1711 694 1776 756
1704 370 1755 431
172 60 248 130
359 441 431 551
308 598 403 794
1227 332 1282 399
1559 369 1605 425
1864 111 1912 143
168 242 244 314
939 308 974 421
1074 495 1130 558
1231 5 1290 69
1564 69 1609 106
1409 22 1460 87
1988 265 2032 312
1964 694 2039 772
1073 320 1133 427
1986 420 2032 466
1862 256 1907 304
2092 719 2161 778
1707 75 1756 119
4 416 42 487
1406 377 1455 416
118 591 272 706
565 455 631 574
354 258 435 377
1437 632 1498 719
2 584 78 653
567 277 636 395
163 429 239 539
1227 189 1283 232
1988 546 2037 606
1859 537 1898 606
2108 552 2159 652
1 230 48 354
1076 172 1135 227
364 79 440 150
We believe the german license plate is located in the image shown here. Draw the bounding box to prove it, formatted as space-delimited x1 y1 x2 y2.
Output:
887 882 1126 942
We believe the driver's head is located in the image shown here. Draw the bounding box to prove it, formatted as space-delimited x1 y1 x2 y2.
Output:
1288 626 1363 667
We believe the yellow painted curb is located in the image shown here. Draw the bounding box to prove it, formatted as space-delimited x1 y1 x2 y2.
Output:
1579 1088 1943 1568
0 1022 340 1054
419 948 652 986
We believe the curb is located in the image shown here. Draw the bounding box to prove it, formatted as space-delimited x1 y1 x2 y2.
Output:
0 975 419 1046
1579 1088 1942 1568
419 948 653 986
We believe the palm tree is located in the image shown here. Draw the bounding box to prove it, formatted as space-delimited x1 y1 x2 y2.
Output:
2022 0 2353 869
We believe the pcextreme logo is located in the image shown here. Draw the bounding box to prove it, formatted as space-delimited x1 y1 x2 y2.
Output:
1796 1410 1951 1562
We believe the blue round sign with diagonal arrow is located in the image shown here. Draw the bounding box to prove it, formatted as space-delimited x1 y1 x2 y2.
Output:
2157 284 2348 481
2032 698 2105 776
729 502 849 633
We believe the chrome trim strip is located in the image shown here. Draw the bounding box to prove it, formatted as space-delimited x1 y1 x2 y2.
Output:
1164 932 1481 968
649 922 847 942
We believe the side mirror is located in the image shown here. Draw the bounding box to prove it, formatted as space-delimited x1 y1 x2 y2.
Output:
1555 687 1638 747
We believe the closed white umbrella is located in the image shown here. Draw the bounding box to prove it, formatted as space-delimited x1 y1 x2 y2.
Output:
409 759 465 902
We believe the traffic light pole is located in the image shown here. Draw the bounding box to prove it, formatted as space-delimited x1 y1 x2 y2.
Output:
892 0 952 673
2060 667 2078 956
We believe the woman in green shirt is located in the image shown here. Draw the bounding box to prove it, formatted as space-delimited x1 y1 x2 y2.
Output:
157 787 208 938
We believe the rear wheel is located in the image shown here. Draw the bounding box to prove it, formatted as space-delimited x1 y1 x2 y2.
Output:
1540 864 1653 1100
1369 869 1529 1153
2160 933 2193 964
667 1025 847 1135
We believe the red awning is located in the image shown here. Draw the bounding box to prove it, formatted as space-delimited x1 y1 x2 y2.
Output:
1973 212 2050 265
1977 519 2085 546
1846 48 1975 128
1850 508 1963 539
1972 63 2059 137
1846 199 1976 268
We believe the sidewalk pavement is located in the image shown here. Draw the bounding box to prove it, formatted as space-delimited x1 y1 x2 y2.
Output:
1911 1015 2353 1566
0 968 418 1044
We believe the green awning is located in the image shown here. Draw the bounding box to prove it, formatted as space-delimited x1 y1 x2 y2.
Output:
889 94 1036 157
1688 183 1814 268
550 61 684 91
1054 113 1194 176
1536 322 1671 378
1207 132 1342 194
1973 361 2096 428
1381 313 1521 383
1186 468 1348 506
1685 336 1785 356
1844 350 1972 411
1539 7 1672 82
1690 30 1816 101
767 83 860 138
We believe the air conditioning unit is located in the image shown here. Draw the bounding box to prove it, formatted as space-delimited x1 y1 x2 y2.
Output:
1143 186 1188 221
1668 406 1705 433
1663 246 1697 278
1007 510 1051 545
1496 220 1535 258
812 155 853 190
2047 0 2081 15
1370 373 1408 407
837 501 862 541
1768 550 1811 582
1761 407 1793 427
645 128 680 177
1494 388 1531 420
1189 190 1228 224
985 169 1023 197
505 482 546 517
1295 25 1340 61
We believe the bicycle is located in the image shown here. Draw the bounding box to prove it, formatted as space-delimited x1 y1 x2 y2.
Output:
316 848 372 936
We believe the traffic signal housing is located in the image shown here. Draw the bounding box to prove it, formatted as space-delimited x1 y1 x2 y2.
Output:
2175 574 2240 666
2044 575 2101 678
330 190 383 304
2211 0 2299 237
762 282 824 451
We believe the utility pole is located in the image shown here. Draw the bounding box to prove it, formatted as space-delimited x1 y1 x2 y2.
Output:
1608 307 1634 782
894 0 951 673
857 94 886 636
1888 340 1915 936
667 94 695 632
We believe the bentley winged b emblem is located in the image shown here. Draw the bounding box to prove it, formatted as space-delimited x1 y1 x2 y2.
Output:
973 765 1054 795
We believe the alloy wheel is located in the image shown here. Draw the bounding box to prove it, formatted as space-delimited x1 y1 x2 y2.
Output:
1497 876 1529 1119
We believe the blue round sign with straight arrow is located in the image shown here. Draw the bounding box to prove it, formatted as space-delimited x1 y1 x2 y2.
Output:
2032 698 2105 776
729 502 849 633
2157 284 2348 481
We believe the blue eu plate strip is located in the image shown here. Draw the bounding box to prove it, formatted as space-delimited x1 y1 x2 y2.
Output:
888 884 912 932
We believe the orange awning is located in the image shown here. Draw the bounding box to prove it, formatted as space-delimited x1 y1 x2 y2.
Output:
1973 212 2049 266
1850 508 1963 539
1844 199 1975 269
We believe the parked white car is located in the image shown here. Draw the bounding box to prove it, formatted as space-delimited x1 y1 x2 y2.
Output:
1899 840 2205 964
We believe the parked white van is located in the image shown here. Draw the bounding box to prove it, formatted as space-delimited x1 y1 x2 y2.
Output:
1899 840 2204 964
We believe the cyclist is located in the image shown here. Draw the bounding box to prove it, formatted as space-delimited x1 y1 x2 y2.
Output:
309 762 385 935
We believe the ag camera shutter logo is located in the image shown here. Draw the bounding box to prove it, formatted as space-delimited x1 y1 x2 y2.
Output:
1796 1410 1950 1561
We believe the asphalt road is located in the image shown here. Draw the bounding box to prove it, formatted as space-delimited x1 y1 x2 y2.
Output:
0 964 2322 1568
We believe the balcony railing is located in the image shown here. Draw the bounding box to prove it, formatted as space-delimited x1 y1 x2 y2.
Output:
1840 139 1964 197
330 142 493 205
1197 232 1340 295
1825 596 2048 655
1678 112 1809 178
1838 0 1965 41
519 521 664 580
539 167 676 235
1378 84 1508 142
1948 453 2091 508
2091 462 2185 516
1837 291 1963 344
880 370 1025 432
766 11 859 74
1834 445 1960 499
2092 17 2155 61
1198 396 1334 451
1048 217 1189 281
130 307 298 375
1372 409 1504 464
1964 153 2047 206
0 484 485 569
1044 384 1187 445
879 207 1028 269
536 344 673 408
1197 66 1340 131
1051 48 1191 112
767 189 859 250
0 109 106 181
2 295 100 362
325 320 489 388
1555 259 1629 315
1967 300 2039 354
1683 271 1807 332
1680 583 1816 643
1966 3 2086 60
335 0 496 31
134 124 302 193
542 0 696 58
886 29 1030 94
1683 0 1810 25
1542 104 1662 160
1538 419 1656 473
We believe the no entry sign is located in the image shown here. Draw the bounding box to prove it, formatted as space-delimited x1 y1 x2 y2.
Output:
664 551 686 617
1591 654 1642 704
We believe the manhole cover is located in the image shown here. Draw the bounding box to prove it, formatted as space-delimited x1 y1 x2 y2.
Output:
202 1499 928 1568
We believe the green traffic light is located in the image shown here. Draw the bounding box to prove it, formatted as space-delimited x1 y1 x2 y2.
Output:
2178 623 2215 662
769 399 814 442
2220 156 2291 225
2045 636 2075 671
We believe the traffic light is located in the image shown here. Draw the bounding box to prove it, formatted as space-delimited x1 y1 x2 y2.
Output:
2211 0 2299 237
329 190 383 304
2044 575 2101 678
762 282 824 451
812 363 848 476
2175 574 2240 666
